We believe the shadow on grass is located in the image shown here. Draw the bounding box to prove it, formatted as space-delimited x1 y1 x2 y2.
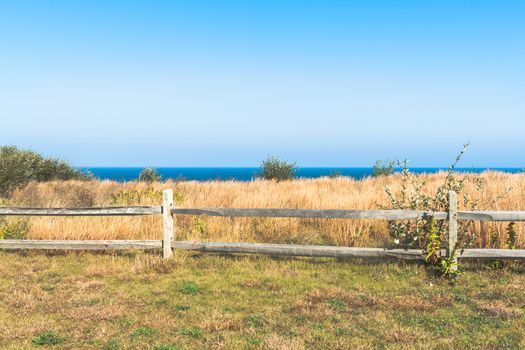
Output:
3 248 524 273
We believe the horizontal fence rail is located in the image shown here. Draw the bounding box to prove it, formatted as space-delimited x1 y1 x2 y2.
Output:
0 206 161 216
456 248 525 259
2 206 524 222
0 190 524 261
172 208 449 220
0 239 162 250
0 239 523 260
457 211 525 222
174 208 525 221
174 241 426 259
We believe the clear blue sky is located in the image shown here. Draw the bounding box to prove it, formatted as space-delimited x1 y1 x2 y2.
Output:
0 1 523 167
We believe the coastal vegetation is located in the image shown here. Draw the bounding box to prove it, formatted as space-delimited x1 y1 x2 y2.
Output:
139 167 163 183
0 145 90 197
258 156 297 181
0 148 524 347
371 159 395 177
1 172 523 249
0 146 522 253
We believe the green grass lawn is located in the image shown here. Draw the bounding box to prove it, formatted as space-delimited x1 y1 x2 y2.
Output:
0 251 523 349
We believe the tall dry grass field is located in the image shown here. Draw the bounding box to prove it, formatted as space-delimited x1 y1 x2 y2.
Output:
4 171 525 248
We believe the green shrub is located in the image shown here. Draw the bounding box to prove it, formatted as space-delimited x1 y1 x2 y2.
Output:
383 145 479 249
258 156 297 181
138 167 162 182
0 217 30 239
32 331 64 345
0 145 91 197
372 160 395 177
382 143 510 277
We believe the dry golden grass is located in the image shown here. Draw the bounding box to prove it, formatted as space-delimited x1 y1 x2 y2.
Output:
5 171 525 247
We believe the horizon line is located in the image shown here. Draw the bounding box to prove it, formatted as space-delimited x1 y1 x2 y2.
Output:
76 166 524 169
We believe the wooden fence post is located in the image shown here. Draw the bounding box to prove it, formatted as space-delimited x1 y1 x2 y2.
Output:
448 191 458 268
162 189 174 259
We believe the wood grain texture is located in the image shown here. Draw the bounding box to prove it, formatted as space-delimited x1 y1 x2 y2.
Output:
447 191 458 271
0 240 162 250
0 206 161 216
2 206 524 222
448 191 458 265
172 240 427 259
172 208 448 220
458 211 525 222
0 240 523 260
457 249 525 260
162 189 174 259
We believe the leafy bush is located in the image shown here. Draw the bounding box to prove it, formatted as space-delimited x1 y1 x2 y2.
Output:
0 217 29 239
381 143 510 276
0 145 91 197
372 160 395 177
138 167 163 182
258 156 297 181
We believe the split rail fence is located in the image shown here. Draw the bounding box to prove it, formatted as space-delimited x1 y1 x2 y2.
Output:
0 189 524 262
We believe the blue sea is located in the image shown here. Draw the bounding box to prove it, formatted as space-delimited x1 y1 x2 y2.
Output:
79 167 523 182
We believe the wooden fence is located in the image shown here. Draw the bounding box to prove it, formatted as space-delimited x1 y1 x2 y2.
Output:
1 190 524 262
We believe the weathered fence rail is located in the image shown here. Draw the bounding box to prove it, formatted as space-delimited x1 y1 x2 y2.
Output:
0 239 523 260
457 211 525 222
0 239 162 250
0 206 161 216
172 208 449 220
0 189 524 261
3 207 525 222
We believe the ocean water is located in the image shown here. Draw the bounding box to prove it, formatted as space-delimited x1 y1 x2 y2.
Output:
79 167 523 182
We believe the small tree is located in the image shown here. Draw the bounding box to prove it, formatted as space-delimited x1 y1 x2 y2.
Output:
372 160 395 177
138 167 162 182
258 156 297 181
